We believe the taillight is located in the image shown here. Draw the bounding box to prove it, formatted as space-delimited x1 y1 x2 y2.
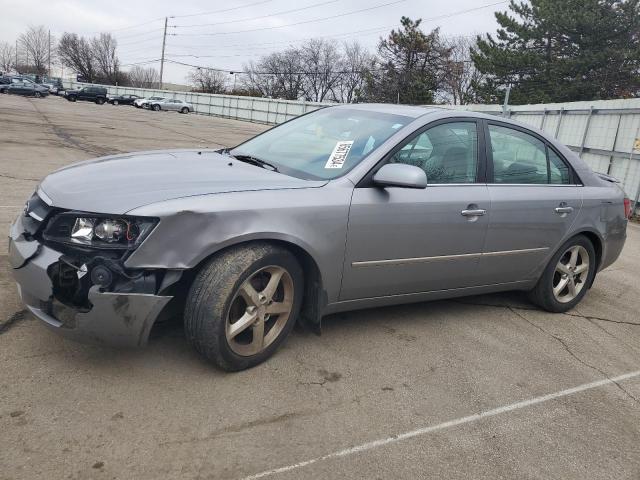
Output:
624 198 631 218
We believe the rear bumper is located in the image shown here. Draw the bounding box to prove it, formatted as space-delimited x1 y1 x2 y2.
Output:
8 215 172 347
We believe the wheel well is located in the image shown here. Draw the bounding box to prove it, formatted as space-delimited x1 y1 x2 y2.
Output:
166 239 325 332
577 231 602 270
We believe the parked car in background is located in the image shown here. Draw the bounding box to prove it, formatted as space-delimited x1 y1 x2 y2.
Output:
39 77 64 95
1 75 37 93
65 86 108 104
150 98 193 113
0 77 10 93
134 96 165 108
8 105 629 371
7 80 49 97
109 94 141 105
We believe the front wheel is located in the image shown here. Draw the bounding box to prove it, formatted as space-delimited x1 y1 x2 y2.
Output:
528 235 596 312
68 96 76 102
180 107 189 114
112 99 119 105
34 91 42 98
184 243 303 371
152 104 161 111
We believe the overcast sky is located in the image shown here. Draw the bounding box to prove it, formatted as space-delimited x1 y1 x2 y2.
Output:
2 0 505 84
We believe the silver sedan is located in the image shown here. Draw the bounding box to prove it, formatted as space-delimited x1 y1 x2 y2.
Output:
149 98 193 113
8 105 629 371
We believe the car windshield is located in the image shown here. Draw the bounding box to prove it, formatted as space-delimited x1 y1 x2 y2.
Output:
230 108 412 180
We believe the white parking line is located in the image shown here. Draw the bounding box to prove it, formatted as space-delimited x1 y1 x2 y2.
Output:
0 206 21 208
240 370 640 480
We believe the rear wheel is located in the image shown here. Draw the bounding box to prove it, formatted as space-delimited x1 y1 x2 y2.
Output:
96 97 105 105
34 91 42 98
153 104 161 111
68 96 76 102
112 99 119 105
184 243 303 371
528 235 596 312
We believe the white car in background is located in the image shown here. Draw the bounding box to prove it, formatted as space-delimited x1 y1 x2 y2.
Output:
134 96 165 109
149 98 194 114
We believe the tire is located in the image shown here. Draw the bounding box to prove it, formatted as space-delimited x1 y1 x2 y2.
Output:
96 97 105 105
180 107 189 114
68 96 76 102
112 99 119 105
34 91 42 98
528 235 597 313
184 243 304 371
152 104 161 111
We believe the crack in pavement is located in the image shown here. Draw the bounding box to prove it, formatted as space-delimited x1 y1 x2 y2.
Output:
507 306 640 405
0 309 29 335
563 311 640 327
28 98 117 157
451 299 640 326
0 172 40 182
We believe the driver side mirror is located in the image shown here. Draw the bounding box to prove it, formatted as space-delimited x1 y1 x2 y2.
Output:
373 163 427 189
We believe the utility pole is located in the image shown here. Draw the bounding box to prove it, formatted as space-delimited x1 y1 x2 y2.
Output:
15 39 18 72
159 17 168 89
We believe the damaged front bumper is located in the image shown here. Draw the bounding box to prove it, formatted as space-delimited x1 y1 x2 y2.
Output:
8 214 172 347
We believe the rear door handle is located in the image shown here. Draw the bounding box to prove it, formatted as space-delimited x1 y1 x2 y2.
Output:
555 206 574 214
461 209 487 217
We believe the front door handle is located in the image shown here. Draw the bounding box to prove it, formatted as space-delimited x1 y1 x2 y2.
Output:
555 206 574 214
461 209 487 217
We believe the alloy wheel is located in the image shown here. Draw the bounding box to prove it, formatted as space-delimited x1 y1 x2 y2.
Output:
552 245 590 303
226 265 294 356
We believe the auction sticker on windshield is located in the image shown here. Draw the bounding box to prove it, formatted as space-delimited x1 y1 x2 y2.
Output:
325 141 354 169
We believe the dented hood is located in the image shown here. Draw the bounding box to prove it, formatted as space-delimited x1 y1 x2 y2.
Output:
39 149 327 214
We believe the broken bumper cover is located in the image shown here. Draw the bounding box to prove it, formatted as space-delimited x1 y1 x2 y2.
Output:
8 215 172 347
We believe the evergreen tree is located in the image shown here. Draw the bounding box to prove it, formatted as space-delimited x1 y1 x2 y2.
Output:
472 0 640 104
365 17 449 104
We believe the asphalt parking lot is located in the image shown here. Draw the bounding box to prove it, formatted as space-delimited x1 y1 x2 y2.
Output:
1 93 639 480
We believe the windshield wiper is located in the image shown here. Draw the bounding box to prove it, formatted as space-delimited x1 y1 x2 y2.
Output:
228 153 279 172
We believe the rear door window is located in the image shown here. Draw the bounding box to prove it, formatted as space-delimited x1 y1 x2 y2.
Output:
488 124 571 184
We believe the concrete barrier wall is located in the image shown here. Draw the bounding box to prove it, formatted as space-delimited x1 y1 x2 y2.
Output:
62 80 640 202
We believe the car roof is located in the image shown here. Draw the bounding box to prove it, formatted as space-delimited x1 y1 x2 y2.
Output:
330 103 544 129
331 103 441 118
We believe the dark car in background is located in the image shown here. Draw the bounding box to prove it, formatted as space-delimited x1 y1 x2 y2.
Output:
65 86 108 104
0 77 10 93
109 94 141 105
7 80 49 97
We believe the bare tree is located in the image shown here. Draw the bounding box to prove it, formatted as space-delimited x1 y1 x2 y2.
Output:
127 66 159 88
92 33 121 84
187 68 228 93
19 26 52 75
299 39 342 102
336 41 372 103
58 33 96 82
439 36 484 105
243 48 305 100
0 41 16 73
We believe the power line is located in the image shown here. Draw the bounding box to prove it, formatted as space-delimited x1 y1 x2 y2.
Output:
169 0 275 19
171 0 341 28
172 0 411 37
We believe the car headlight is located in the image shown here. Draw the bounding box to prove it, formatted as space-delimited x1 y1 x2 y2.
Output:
43 212 158 249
